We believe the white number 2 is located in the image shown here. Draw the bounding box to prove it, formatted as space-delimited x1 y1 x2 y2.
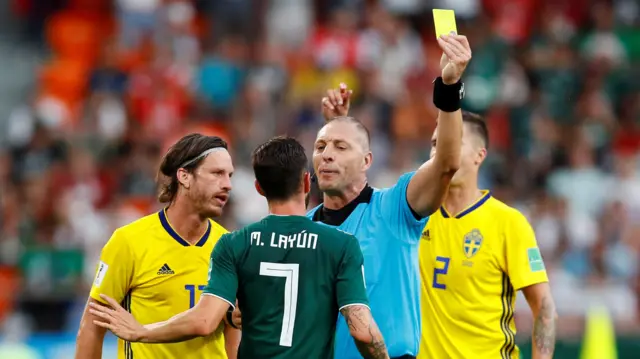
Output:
259 262 299 347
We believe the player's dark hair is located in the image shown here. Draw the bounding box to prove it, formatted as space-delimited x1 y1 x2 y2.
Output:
329 116 371 150
157 133 228 203
252 136 308 201
462 111 489 149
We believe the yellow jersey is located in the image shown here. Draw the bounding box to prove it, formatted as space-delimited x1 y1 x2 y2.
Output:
90 209 229 359
418 191 548 359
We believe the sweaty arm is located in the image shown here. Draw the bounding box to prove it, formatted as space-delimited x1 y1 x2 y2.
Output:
223 320 241 359
337 235 389 359
140 296 231 343
341 305 388 359
523 283 557 359
223 299 242 359
505 210 556 358
405 110 462 218
89 292 230 343
76 230 133 359
76 299 108 359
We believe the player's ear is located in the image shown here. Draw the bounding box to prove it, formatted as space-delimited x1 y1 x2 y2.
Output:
362 152 373 171
254 180 265 197
177 168 191 189
303 172 311 194
475 147 487 166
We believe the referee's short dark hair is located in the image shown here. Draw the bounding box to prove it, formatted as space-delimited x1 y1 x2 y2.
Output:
157 133 228 203
252 136 308 201
462 111 489 149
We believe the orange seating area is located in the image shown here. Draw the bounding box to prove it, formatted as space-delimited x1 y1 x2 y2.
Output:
40 8 113 127
39 4 210 131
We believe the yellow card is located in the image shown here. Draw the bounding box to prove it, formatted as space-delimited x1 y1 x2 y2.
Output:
433 9 457 38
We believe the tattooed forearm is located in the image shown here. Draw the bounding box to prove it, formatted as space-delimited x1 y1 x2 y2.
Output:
353 331 387 359
341 306 389 359
532 295 557 358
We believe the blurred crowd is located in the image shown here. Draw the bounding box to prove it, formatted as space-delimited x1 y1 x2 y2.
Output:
0 0 640 340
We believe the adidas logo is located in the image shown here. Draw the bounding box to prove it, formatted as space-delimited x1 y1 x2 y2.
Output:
157 263 175 275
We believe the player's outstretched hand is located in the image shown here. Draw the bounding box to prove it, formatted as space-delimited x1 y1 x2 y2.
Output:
89 294 146 342
232 307 242 329
321 82 352 122
437 32 472 85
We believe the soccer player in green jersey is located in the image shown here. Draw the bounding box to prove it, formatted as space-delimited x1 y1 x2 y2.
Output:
88 136 389 359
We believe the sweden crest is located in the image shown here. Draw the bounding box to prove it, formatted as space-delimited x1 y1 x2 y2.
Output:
463 229 483 258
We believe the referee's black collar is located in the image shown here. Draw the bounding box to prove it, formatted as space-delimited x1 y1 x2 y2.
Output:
312 185 374 226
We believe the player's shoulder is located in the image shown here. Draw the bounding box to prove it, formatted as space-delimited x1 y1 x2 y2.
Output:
206 218 229 246
208 218 228 235
484 196 532 232
316 221 355 239
219 219 262 245
311 222 359 252
238 217 270 234
103 211 163 253
372 171 416 195
113 211 163 241
216 216 299 250
486 196 527 219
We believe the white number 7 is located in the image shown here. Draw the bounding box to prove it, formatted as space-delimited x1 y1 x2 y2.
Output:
259 262 299 347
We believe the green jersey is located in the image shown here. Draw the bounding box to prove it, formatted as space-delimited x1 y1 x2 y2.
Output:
203 215 368 359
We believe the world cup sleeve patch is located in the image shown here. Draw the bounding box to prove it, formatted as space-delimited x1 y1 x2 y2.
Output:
94 261 109 287
527 248 545 272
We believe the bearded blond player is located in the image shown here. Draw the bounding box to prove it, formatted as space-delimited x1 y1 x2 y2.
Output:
75 134 240 359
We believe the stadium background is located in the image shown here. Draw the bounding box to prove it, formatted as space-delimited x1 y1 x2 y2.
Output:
0 0 638 357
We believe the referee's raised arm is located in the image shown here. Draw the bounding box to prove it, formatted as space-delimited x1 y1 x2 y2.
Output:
405 33 471 217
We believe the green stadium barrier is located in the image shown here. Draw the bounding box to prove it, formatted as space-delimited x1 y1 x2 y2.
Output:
19 248 84 296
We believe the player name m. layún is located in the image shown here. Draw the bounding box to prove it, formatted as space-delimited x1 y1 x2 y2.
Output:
250 230 319 250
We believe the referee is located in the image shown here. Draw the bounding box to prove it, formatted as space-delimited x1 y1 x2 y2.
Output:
311 33 472 359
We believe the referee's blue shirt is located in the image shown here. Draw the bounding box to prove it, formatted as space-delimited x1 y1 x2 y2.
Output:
307 172 428 359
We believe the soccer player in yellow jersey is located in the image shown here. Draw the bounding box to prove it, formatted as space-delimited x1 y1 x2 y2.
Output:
75 134 240 359
418 112 558 359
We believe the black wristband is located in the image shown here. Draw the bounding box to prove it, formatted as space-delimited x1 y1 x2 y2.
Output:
433 77 464 112
226 309 239 329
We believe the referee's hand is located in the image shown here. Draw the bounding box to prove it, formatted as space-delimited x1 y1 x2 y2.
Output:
89 294 146 342
321 82 352 122
437 32 472 85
